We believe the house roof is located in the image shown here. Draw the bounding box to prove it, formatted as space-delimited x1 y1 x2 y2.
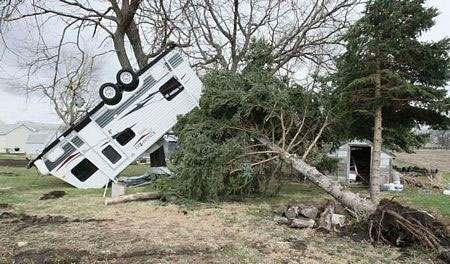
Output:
0 123 25 135
0 122 61 135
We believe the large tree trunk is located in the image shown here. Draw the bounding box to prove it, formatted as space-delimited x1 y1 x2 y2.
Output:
370 63 383 204
259 138 376 219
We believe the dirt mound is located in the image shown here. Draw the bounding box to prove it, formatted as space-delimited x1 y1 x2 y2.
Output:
0 212 109 226
40 190 66 200
0 159 28 167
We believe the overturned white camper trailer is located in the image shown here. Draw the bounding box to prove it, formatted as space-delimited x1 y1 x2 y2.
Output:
28 46 202 188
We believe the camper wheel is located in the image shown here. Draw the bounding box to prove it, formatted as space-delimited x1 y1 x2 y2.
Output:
117 69 139 92
99 83 122 105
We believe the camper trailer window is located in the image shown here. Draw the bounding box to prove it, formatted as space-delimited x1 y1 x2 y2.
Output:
159 77 184 101
102 145 122 164
71 159 98 182
116 128 135 146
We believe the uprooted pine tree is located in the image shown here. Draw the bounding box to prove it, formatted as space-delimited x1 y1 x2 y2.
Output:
170 41 449 257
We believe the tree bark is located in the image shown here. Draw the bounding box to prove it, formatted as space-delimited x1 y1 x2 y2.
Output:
259 138 376 219
370 63 382 204
105 192 162 206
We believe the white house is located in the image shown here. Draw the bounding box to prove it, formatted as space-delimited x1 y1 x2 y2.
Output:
0 121 61 154
25 130 59 158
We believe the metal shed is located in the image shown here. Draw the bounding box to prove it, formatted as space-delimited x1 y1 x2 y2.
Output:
327 140 395 185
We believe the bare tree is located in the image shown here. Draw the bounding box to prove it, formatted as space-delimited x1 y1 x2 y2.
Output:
1 0 359 72
182 0 358 73
33 53 99 127
431 130 450 150
1 0 360 165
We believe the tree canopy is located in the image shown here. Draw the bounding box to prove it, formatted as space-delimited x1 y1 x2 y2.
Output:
171 41 347 200
335 0 450 152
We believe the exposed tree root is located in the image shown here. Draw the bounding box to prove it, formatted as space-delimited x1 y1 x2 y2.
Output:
369 199 449 259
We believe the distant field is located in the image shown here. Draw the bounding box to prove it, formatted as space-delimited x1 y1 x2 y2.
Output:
394 149 450 172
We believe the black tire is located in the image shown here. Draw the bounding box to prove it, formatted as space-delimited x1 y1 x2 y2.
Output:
99 83 122 105
116 69 139 92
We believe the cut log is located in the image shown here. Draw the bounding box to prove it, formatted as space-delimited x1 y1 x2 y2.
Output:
299 205 319 219
284 206 298 219
331 214 346 227
273 216 289 225
259 138 376 219
318 200 335 231
289 217 315 228
105 192 162 206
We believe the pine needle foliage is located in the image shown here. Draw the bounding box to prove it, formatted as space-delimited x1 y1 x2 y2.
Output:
172 41 348 201
335 0 450 152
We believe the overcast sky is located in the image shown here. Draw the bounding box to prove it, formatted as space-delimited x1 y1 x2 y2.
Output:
0 0 449 125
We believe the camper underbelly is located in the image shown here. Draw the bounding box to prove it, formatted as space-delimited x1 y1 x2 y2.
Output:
31 48 202 188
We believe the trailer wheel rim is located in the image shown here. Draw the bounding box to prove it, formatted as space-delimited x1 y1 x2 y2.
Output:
120 72 133 85
103 86 116 99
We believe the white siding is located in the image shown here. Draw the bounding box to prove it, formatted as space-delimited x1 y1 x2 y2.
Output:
4 126 33 153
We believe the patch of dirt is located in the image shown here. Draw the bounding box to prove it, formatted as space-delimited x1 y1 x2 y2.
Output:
0 159 28 167
14 248 93 264
0 211 109 228
13 246 217 264
40 190 66 200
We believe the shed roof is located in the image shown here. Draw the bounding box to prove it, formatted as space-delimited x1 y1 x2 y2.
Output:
345 139 396 158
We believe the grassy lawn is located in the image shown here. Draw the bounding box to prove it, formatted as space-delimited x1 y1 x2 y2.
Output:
1 165 449 221
0 164 448 263
0 165 158 218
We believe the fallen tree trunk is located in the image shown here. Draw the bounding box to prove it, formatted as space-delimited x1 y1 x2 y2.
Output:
105 192 162 206
259 138 376 219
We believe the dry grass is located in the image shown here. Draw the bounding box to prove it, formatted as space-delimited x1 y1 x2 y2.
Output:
0 165 445 263
1 200 434 264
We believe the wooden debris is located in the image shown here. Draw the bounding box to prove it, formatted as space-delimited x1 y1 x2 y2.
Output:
289 217 315 228
331 214 346 227
318 200 335 232
284 206 298 219
104 192 162 206
273 216 289 225
299 205 319 219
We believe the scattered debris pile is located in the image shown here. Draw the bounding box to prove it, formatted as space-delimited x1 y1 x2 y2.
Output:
369 199 450 260
273 200 347 231
393 165 438 176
